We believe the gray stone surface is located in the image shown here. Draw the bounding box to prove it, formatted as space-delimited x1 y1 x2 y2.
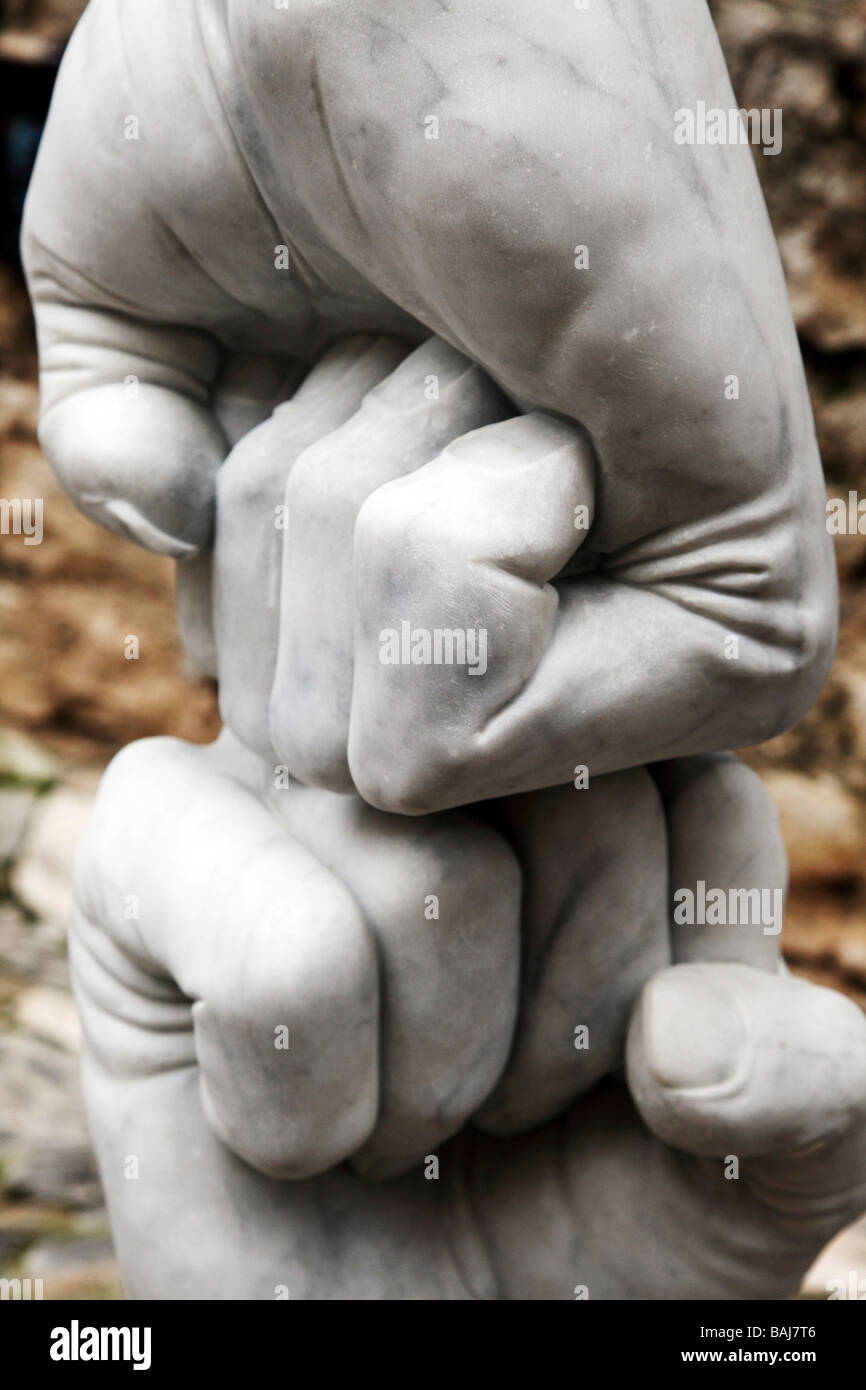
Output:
12 784 95 926
0 760 118 1299
13 0 866 1299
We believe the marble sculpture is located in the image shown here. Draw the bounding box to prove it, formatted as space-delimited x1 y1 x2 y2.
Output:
21 0 866 1298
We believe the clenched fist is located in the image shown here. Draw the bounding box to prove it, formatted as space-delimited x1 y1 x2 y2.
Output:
72 728 676 1181
70 733 866 1299
22 0 836 812
23 0 864 1302
214 332 595 810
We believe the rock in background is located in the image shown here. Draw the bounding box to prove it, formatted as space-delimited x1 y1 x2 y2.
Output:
709 0 866 1024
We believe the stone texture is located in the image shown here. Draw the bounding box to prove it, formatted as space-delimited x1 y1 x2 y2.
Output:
0 1030 98 1208
14 985 80 1052
12 784 97 925
0 0 864 1303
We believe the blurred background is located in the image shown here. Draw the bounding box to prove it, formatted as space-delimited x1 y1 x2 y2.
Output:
0 0 864 1298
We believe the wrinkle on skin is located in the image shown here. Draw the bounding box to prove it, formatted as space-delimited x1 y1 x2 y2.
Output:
24 8 836 797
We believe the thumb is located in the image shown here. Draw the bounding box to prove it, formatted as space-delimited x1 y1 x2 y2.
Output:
23 292 225 558
627 963 866 1234
19 4 234 560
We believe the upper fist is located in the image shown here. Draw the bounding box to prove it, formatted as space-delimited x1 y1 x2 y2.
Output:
23 0 836 807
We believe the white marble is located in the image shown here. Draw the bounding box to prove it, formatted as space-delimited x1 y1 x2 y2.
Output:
68 733 866 1298
21 0 866 1298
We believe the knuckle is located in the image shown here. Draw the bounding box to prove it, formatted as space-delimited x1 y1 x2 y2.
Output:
351 732 464 816
355 476 441 559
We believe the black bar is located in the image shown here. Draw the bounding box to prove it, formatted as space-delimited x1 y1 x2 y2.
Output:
4 1297 862 1374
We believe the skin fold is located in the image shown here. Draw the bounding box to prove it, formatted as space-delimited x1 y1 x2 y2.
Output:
20 0 865 1298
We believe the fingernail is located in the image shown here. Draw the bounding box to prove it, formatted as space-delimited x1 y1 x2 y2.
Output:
642 970 747 1090
99 498 200 558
